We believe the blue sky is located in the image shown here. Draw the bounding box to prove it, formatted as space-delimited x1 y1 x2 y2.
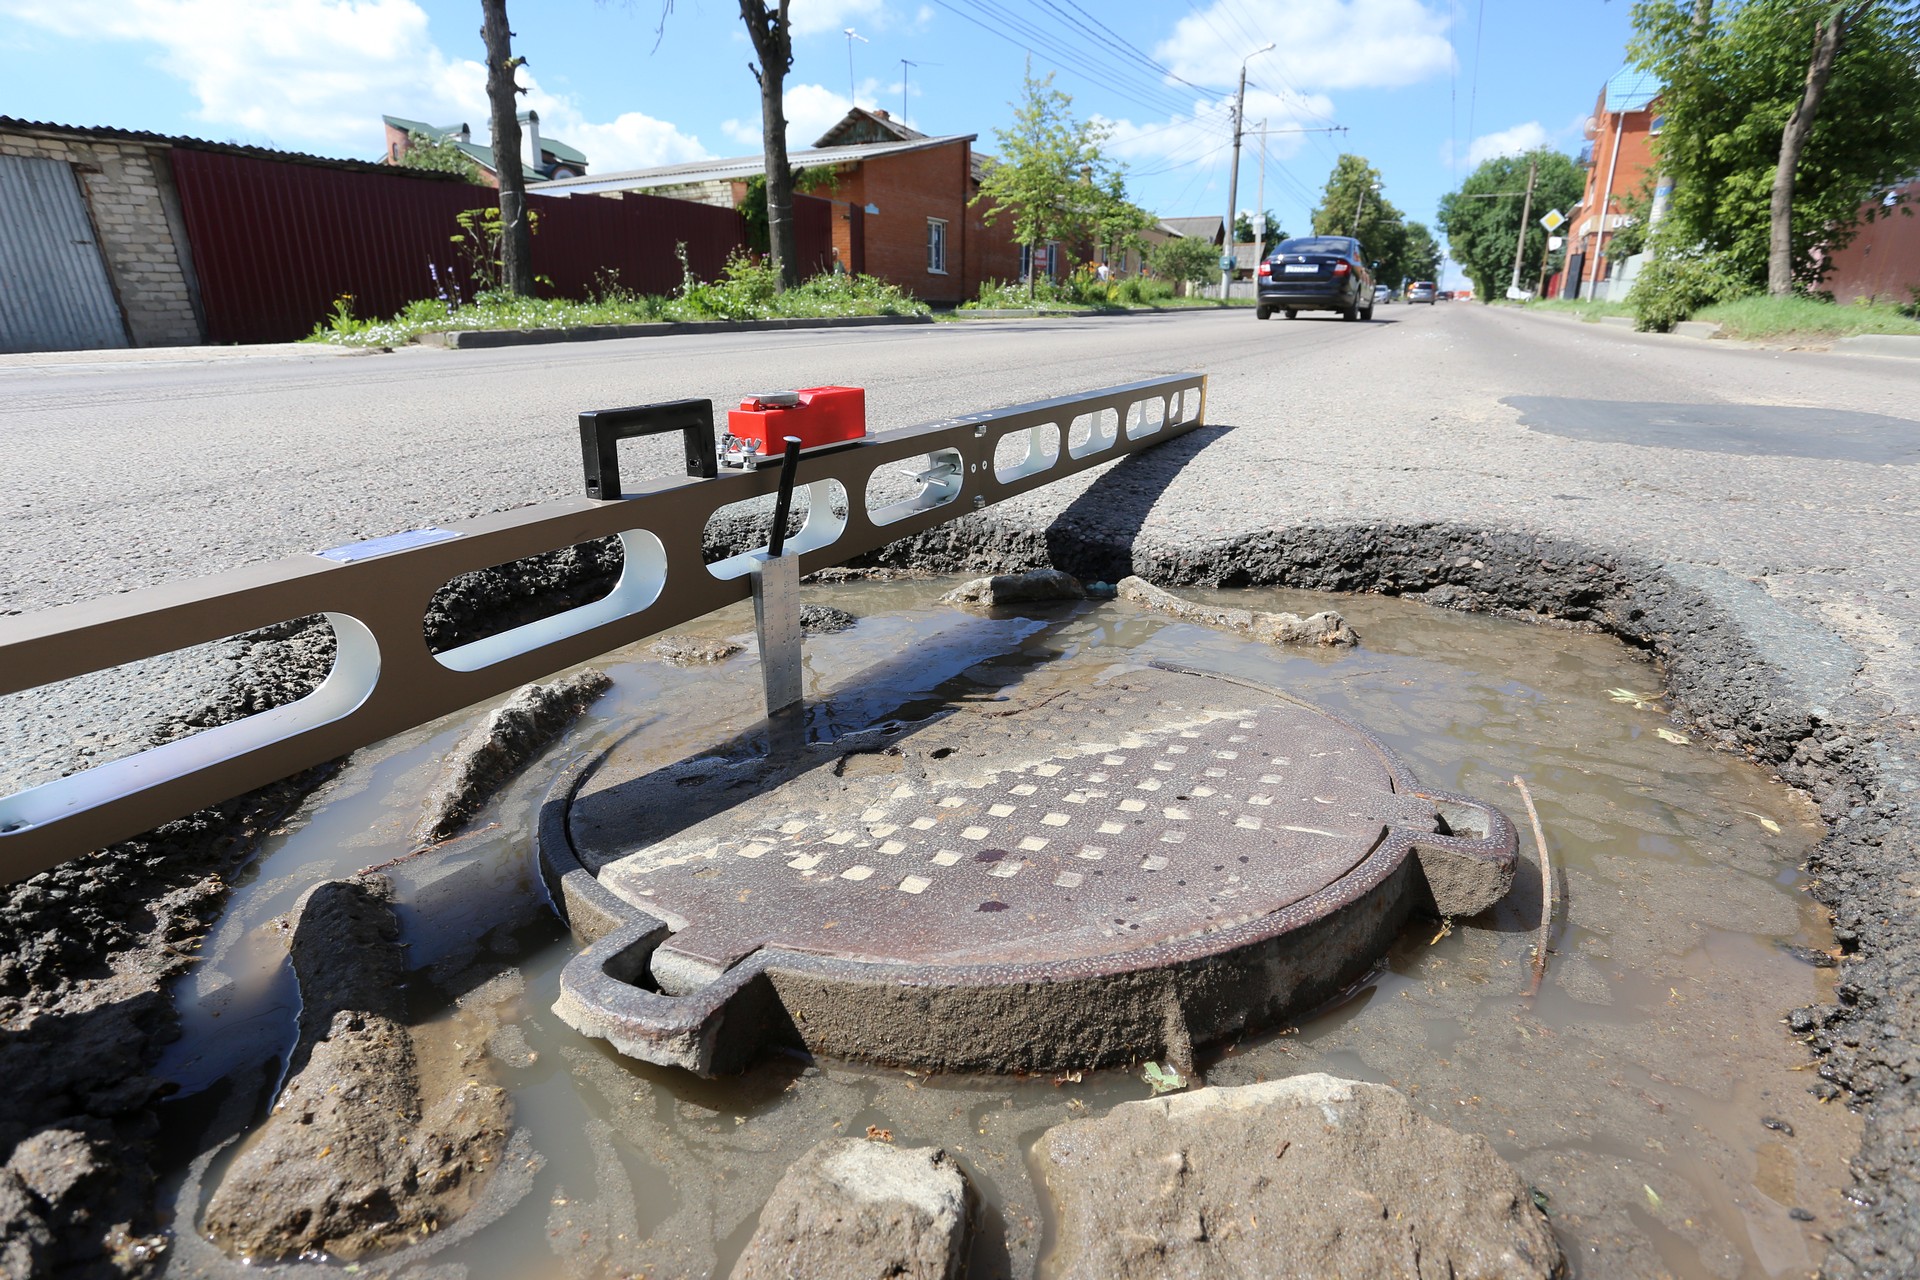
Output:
1 0 1638 284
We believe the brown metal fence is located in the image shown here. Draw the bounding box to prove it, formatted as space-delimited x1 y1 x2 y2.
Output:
168 150 838 344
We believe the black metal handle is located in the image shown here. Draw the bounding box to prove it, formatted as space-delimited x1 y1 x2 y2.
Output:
578 398 717 499
767 436 803 558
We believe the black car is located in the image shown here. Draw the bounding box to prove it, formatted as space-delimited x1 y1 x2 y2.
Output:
1256 235 1376 321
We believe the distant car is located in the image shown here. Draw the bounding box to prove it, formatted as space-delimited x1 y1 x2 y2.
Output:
1256 235 1376 321
1373 284 1392 305
1437 290 1455 301
1407 281 1437 304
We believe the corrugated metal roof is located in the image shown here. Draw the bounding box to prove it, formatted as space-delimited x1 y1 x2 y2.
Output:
1159 216 1223 241
0 116 443 177
531 133 975 197
1604 67 1662 114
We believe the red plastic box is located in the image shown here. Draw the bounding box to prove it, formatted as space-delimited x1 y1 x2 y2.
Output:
723 386 866 466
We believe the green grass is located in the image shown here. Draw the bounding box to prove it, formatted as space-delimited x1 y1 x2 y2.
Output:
1691 294 1920 342
308 252 930 347
1519 298 1634 321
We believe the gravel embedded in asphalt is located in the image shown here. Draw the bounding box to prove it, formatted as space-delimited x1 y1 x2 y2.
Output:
5 305 1920 1275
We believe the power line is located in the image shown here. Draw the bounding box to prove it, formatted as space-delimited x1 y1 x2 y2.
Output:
1466 0 1486 148
1050 0 1229 97
1128 137 1232 179
943 0 1203 120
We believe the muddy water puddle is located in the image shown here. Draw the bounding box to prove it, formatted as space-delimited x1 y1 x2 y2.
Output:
151 582 1852 1279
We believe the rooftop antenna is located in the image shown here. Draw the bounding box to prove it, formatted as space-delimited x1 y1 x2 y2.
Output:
844 28 869 106
900 58 940 119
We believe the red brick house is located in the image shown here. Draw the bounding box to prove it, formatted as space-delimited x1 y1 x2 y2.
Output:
382 111 588 186
1566 69 1662 298
530 109 1022 303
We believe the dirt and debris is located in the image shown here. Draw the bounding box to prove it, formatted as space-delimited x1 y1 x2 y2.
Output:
413 670 613 847
1116 575 1358 646
201 875 509 1261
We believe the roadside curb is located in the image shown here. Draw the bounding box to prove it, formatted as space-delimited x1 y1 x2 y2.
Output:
1834 333 1920 359
949 304 1248 320
419 313 933 350
1672 320 1724 340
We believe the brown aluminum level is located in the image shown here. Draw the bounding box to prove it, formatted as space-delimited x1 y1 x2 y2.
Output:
539 662 1518 1076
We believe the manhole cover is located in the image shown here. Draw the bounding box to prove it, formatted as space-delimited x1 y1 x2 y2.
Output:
539 664 1516 1075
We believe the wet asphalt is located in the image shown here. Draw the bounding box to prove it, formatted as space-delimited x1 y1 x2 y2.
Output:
4 304 1916 787
5 304 1920 1273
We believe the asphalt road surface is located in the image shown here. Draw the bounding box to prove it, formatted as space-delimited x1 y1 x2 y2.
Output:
10 301 1920 1277
4 305 1918 787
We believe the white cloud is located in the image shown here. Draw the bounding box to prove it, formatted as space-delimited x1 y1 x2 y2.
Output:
723 80 889 153
1466 121 1549 168
1154 0 1452 94
0 0 706 169
1104 86 1334 173
559 111 708 171
788 0 888 39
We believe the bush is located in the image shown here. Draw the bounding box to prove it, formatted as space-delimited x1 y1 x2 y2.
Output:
307 251 926 346
967 277 1070 309
1626 242 1749 331
1115 276 1174 305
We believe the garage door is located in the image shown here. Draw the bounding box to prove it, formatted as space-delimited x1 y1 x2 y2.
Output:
0 153 129 353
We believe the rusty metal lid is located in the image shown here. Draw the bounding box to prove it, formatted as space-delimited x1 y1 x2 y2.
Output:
546 663 1517 1074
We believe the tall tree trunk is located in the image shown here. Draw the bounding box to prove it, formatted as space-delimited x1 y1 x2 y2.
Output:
1769 5 1858 296
480 0 534 297
741 1 798 290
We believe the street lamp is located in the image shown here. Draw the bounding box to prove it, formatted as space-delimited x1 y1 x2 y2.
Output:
1220 42 1275 298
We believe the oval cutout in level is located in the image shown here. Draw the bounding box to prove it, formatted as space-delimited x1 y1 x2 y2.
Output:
434 530 666 671
995 422 1060 484
706 480 849 581
0 612 380 838
868 448 963 527
1067 407 1120 459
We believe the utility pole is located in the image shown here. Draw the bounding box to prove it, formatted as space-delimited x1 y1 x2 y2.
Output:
1221 43 1274 299
1508 156 1538 296
1351 182 1369 237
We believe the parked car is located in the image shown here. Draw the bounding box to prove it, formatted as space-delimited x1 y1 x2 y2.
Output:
1407 281 1437 304
1256 235 1376 321
1373 284 1392 306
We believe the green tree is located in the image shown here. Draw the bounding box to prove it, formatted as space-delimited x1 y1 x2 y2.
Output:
1310 155 1397 241
1630 0 1920 293
1234 210 1286 253
1400 220 1443 284
649 2 803 289
1089 171 1155 267
399 131 486 183
1310 154 1412 281
1436 149 1584 299
742 166 836 256
1148 235 1221 292
973 67 1126 297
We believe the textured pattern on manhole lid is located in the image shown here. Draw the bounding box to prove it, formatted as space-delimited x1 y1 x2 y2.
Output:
576 669 1433 974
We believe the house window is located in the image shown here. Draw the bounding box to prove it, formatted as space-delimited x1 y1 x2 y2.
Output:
927 218 948 274
1021 243 1056 279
